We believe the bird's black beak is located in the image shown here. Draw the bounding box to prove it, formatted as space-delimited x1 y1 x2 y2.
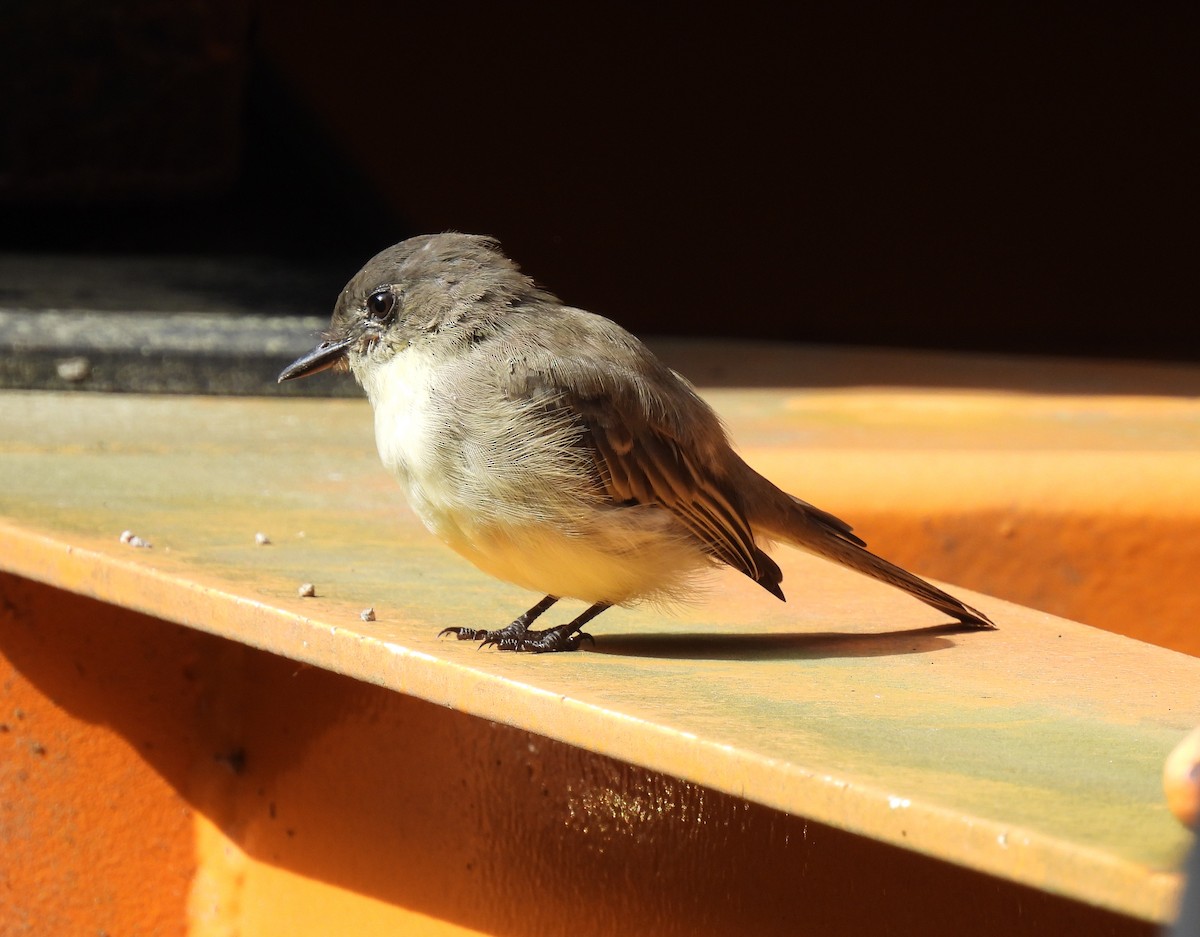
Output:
277 336 354 382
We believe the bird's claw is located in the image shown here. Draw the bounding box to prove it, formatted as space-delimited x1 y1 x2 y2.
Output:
438 623 594 653
438 626 488 642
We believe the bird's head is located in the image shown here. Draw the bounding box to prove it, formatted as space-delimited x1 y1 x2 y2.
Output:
278 232 551 384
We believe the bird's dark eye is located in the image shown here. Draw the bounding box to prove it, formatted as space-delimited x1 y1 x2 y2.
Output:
367 289 396 321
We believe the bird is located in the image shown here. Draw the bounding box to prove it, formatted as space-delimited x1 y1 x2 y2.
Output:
278 233 994 651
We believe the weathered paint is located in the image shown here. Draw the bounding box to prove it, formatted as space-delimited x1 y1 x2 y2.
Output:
0 575 1157 937
0 388 1196 931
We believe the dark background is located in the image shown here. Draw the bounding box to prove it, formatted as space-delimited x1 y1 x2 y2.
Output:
1 2 1194 359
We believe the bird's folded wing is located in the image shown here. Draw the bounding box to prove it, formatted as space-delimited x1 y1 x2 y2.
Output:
516 375 764 584
586 407 764 575
506 338 784 593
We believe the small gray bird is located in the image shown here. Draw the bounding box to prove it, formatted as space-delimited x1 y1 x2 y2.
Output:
279 234 994 651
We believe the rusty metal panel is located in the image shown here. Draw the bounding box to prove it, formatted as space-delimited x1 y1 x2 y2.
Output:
0 389 1196 924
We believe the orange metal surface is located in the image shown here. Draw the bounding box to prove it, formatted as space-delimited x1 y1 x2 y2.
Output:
0 578 198 936
0 386 1197 931
0 573 1156 936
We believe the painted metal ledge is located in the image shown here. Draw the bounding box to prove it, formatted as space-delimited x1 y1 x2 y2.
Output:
0 389 1196 925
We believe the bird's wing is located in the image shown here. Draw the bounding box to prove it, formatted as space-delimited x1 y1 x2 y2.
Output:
513 342 784 598
581 399 762 573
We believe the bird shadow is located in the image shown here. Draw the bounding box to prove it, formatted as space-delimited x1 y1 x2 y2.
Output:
588 621 983 662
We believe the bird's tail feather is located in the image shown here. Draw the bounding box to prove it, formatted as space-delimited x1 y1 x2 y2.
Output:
749 483 995 628
796 522 995 628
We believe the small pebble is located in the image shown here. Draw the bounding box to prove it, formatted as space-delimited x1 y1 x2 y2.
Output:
298 583 316 598
360 608 376 622
119 530 151 549
56 356 91 383
255 532 271 546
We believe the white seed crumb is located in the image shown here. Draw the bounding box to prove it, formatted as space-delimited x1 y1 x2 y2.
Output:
298 583 316 597
360 608 376 622
56 356 91 382
255 532 271 545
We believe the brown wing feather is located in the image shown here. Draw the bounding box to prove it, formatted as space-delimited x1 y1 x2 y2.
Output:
573 394 783 596
508 323 784 599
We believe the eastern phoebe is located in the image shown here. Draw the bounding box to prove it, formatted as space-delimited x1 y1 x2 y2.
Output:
279 234 994 651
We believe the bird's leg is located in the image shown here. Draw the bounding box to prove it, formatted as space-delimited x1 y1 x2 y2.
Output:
439 595 558 646
440 598 611 653
505 602 610 653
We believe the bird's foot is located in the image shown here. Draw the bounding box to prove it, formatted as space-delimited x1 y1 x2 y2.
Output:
438 622 595 653
438 597 607 652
